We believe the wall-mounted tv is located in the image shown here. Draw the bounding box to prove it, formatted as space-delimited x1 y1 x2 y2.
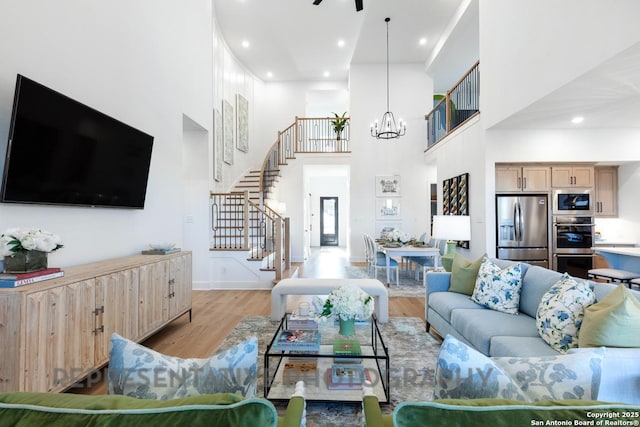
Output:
1 74 154 209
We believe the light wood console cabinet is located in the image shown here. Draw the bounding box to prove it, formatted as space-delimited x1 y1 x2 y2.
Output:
0 251 192 393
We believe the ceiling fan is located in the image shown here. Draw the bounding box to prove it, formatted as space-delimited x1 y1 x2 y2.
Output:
313 0 363 12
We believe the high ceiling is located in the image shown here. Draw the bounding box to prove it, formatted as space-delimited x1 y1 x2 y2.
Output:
212 0 467 82
212 0 640 130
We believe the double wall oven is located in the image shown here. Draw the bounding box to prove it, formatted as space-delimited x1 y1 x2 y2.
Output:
551 189 595 279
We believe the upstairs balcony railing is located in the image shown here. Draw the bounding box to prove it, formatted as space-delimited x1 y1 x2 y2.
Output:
425 61 479 150
260 116 350 200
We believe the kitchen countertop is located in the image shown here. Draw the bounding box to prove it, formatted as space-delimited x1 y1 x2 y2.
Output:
594 247 640 257
594 241 636 247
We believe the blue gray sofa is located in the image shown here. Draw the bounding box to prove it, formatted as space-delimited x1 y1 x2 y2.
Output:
425 259 640 404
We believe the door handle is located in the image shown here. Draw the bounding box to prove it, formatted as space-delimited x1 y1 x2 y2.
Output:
523 177 527 189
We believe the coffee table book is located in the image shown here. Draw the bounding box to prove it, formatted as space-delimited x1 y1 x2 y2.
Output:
0 269 65 288
333 339 362 363
325 365 371 390
273 329 320 352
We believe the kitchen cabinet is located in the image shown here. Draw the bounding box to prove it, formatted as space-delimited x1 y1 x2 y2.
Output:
551 166 594 187
495 166 550 192
0 251 192 393
594 166 618 217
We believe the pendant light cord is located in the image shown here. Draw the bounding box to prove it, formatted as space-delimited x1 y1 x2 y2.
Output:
385 17 390 113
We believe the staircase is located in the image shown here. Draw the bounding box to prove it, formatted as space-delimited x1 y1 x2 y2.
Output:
209 116 350 284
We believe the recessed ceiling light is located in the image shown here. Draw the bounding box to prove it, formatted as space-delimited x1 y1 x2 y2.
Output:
419 37 428 46
323 71 330 78
337 39 345 48
266 71 273 78
571 116 584 124
241 40 250 48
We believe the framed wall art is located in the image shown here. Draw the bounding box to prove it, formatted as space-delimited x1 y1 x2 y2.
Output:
213 108 222 182
441 172 470 248
375 198 401 219
236 94 248 153
375 175 400 197
222 99 234 165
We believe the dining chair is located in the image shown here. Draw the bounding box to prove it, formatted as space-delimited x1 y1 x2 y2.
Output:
364 233 399 286
362 233 373 276
411 238 446 286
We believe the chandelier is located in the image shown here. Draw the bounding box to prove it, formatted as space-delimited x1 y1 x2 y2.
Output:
370 17 406 140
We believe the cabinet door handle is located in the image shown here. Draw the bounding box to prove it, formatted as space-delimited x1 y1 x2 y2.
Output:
517 177 521 189
523 177 527 189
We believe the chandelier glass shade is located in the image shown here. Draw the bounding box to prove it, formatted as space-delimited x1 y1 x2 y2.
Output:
370 17 406 140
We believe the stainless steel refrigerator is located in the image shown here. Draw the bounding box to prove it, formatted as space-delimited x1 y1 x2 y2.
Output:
496 195 549 268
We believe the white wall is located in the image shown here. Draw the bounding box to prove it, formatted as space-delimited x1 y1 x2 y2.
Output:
480 0 640 129
0 0 212 267
349 63 433 262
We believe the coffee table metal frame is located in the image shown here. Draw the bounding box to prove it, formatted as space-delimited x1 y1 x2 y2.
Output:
264 313 390 403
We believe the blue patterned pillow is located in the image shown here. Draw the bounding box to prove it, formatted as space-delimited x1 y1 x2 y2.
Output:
435 335 604 401
536 274 596 352
108 333 258 400
471 258 523 314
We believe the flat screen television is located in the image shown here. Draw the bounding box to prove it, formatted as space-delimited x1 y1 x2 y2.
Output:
1 74 154 209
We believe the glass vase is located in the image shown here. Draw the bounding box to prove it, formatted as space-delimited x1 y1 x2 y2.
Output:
3 250 48 273
338 317 356 336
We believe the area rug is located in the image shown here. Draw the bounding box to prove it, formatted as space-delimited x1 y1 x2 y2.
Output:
217 316 441 427
344 266 426 298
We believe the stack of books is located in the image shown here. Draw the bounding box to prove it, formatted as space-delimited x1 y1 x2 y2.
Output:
273 329 321 353
325 364 370 390
288 312 318 330
333 339 362 363
0 268 65 288
282 361 318 385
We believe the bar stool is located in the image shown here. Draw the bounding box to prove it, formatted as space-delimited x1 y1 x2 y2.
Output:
631 278 640 289
587 268 640 286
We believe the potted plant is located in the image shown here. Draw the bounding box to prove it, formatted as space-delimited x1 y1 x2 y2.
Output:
330 112 348 140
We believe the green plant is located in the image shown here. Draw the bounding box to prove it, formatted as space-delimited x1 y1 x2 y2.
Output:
330 112 348 140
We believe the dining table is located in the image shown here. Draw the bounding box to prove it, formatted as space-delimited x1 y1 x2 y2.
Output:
378 243 441 285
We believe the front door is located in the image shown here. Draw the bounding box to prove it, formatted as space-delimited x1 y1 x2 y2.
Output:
320 197 338 246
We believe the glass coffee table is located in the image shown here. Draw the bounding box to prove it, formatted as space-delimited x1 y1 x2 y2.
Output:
264 313 390 403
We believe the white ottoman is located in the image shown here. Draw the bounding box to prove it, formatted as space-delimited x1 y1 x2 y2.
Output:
271 278 389 323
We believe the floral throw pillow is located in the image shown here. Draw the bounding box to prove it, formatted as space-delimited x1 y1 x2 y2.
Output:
434 335 604 401
108 333 258 399
471 258 523 314
536 274 596 352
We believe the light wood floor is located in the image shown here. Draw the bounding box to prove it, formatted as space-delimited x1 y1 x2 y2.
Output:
73 247 425 395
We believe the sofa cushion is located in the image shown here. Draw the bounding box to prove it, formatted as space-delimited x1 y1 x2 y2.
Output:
0 392 280 427
519 265 564 318
450 308 539 355
449 254 485 295
108 333 258 400
471 258 524 314
489 336 560 357
536 274 596 352
578 284 640 348
435 335 604 402
393 399 640 427
428 291 485 323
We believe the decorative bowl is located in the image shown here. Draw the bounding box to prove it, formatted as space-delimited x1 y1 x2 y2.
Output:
149 242 176 250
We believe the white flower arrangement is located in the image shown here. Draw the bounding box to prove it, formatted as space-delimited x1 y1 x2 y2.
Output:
387 228 412 243
0 227 64 256
318 285 374 321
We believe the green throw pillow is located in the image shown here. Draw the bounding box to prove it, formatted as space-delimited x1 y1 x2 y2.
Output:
449 254 485 295
578 284 640 348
